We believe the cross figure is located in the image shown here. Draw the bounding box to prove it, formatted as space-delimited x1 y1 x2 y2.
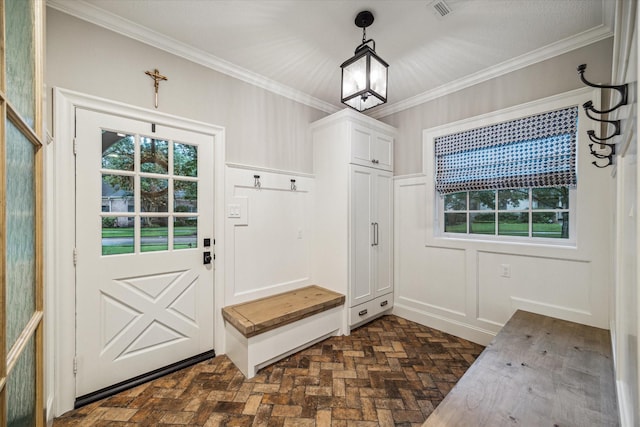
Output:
145 68 168 108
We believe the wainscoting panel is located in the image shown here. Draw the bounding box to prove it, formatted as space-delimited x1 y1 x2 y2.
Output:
477 251 592 326
393 162 611 346
224 165 314 306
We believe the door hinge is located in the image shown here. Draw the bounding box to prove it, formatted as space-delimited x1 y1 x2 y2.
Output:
73 357 78 375
73 137 77 155
73 248 78 266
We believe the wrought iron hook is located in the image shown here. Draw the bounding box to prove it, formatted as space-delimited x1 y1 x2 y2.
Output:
592 156 613 168
583 102 621 138
577 64 628 113
587 129 616 143
589 143 615 158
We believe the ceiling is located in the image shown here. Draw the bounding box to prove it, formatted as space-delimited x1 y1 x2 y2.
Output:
48 0 614 116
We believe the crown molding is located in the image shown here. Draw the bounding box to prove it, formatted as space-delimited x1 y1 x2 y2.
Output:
369 24 614 119
48 0 614 120
47 0 340 115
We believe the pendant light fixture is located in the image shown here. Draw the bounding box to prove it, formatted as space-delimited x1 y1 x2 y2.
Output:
340 10 389 112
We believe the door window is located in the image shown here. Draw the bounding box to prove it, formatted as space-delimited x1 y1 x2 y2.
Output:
101 131 199 255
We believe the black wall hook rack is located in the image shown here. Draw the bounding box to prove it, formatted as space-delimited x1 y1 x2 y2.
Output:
577 63 629 168
577 64 628 113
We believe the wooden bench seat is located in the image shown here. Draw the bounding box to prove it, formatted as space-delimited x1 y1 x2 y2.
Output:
423 310 619 427
222 285 345 378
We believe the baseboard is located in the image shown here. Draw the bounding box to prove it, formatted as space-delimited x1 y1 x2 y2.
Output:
616 379 634 427
392 304 496 346
46 396 55 426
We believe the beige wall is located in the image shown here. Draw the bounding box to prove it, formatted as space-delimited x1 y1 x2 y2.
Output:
46 9 327 174
379 38 614 176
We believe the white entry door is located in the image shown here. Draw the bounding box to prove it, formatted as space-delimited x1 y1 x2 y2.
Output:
74 109 215 397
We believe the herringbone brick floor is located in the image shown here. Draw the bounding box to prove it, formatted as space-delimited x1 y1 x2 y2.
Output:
53 315 484 426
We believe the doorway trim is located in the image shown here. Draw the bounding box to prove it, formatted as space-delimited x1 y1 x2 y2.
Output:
48 88 226 417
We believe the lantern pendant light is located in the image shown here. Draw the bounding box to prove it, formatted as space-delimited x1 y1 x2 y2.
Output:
340 11 389 112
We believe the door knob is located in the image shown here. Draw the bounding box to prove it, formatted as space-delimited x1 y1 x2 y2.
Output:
203 251 212 264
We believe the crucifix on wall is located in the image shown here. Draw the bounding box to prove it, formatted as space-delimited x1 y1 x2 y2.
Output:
145 68 168 108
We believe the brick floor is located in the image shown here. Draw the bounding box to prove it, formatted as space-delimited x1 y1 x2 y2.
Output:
53 315 484 426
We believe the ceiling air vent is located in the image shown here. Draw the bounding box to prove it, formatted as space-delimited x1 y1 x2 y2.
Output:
429 0 452 18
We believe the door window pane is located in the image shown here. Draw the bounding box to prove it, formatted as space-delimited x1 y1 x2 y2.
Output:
469 190 495 210
102 175 134 213
5 121 36 350
6 0 35 127
174 217 197 250
102 217 134 255
141 178 168 212
498 212 529 236
140 137 168 174
533 212 568 238
470 212 495 235
141 217 168 252
174 142 198 177
102 131 134 171
7 336 36 427
498 189 529 210
174 180 197 213
444 213 466 233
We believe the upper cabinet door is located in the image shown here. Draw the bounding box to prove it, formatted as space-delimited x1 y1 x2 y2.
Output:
372 133 393 171
349 123 393 171
350 124 374 167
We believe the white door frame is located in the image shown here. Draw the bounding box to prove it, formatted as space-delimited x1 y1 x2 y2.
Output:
47 88 226 416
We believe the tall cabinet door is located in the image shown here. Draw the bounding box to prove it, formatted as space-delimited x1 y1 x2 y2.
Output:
374 170 393 297
350 165 374 306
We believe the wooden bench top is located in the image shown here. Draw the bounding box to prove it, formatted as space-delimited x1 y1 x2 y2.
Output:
423 310 618 427
222 285 345 338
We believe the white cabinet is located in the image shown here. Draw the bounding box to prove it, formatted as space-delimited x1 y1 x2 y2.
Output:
350 123 393 171
311 109 396 330
350 165 393 306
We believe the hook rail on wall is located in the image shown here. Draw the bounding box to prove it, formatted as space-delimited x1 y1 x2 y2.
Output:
248 174 302 192
577 63 629 168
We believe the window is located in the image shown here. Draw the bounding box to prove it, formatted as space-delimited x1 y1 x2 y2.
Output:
443 187 570 239
435 106 578 242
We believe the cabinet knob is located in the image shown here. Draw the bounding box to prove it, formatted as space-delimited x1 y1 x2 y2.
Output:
358 309 368 316
380 300 388 307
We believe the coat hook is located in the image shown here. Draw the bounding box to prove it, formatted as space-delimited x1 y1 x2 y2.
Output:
254 175 261 188
592 156 613 168
587 129 616 143
290 179 297 191
577 64 628 113
589 143 615 158
583 103 621 138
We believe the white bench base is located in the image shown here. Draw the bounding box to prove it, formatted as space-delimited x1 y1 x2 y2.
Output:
224 306 343 378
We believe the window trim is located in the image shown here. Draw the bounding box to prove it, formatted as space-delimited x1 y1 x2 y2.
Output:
423 88 598 248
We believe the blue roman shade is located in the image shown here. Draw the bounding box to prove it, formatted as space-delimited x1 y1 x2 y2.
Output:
435 106 578 194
